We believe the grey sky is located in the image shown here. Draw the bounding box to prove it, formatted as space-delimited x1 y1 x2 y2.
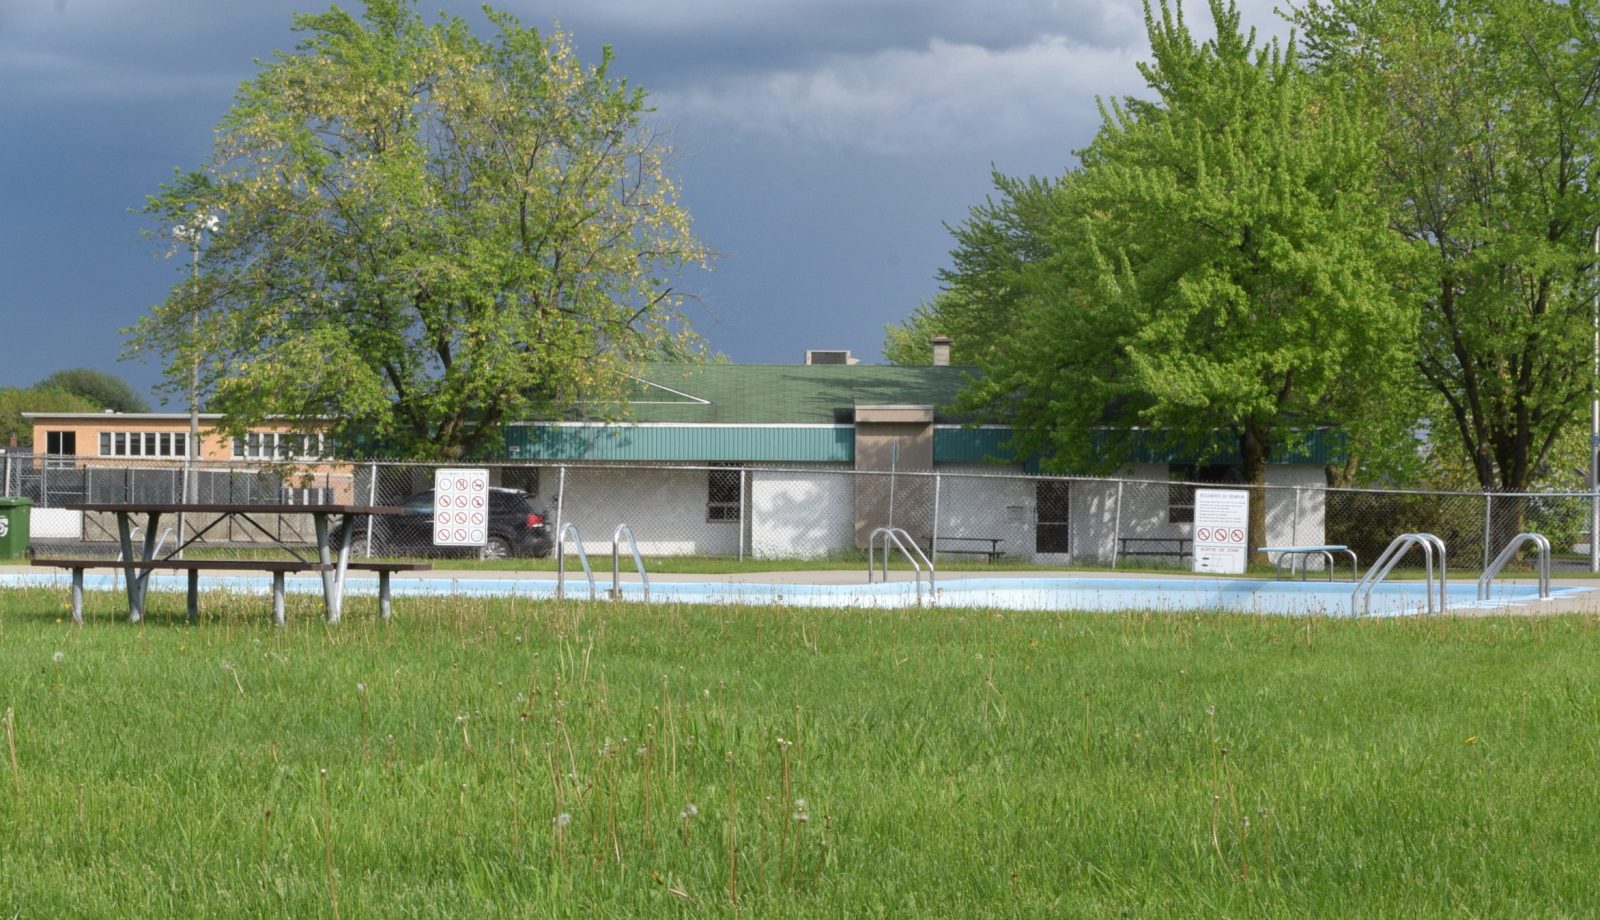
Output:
0 0 1290 401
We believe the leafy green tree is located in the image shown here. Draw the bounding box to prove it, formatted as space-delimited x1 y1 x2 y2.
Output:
884 174 1064 367
960 0 1414 554
1294 0 1600 494
37 369 149 413
0 387 99 448
129 0 707 460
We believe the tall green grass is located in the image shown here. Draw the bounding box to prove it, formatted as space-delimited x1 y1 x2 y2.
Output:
2 588 1599 916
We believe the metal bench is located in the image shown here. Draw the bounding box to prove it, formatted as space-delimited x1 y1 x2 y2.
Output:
1258 545 1359 581
1118 537 1192 560
935 536 1004 562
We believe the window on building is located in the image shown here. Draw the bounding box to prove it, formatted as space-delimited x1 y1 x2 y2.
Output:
231 432 332 460
1168 463 1242 523
97 431 187 458
707 466 742 522
43 431 76 455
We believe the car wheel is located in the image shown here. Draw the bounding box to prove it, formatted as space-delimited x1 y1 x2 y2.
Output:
479 535 513 561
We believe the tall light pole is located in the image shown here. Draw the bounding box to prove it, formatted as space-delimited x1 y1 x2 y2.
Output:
1590 225 1599 573
174 212 219 502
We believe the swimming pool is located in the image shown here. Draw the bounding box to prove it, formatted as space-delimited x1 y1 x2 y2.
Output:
8 572 1583 617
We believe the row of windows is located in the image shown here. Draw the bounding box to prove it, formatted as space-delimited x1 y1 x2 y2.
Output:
38 429 331 461
231 432 331 460
99 431 190 458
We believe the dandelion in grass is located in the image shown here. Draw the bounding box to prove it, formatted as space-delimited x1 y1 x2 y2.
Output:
52 651 64 664
553 812 572 829
793 798 810 824
680 803 699 820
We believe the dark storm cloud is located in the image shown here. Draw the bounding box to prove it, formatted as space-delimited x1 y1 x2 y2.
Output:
0 0 1291 392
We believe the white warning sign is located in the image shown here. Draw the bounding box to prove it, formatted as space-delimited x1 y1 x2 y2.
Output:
434 468 489 547
1193 488 1249 575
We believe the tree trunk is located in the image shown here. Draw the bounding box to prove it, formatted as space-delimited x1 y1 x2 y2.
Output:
1241 424 1270 567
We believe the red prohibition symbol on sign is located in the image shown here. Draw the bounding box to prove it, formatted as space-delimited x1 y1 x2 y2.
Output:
1197 528 1212 542
455 478 467 491
454 528 467 541
471 495 484 509
1230 528 1245 543
471 479 484 491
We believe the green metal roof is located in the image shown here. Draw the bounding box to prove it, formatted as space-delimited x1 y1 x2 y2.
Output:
586 363 979 425
499 363 1347 466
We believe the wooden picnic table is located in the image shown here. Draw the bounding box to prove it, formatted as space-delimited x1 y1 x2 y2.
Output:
39 502 414 624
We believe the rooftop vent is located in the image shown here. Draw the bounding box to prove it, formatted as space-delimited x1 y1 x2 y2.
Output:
805 349 859 366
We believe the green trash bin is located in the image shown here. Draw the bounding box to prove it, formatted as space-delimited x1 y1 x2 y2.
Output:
0 497 32 560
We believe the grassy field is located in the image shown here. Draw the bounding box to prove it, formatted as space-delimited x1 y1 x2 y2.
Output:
3 588 1600 916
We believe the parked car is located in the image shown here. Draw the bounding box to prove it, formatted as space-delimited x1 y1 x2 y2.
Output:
331 487 554 559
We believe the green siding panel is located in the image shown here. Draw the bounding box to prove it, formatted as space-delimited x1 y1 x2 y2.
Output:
937 427 1346 467
934 428 1019 463
504 425 854 462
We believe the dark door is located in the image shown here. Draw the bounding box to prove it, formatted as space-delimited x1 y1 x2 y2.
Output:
1036 480 1070 554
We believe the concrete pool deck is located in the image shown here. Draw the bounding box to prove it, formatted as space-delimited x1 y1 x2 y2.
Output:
7 563 1600 616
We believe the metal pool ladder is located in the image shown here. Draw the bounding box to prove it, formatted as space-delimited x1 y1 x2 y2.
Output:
556 523 596 600
611 524 650 603
1351 532 1447 616
1477 532 1551 602
867 527 935 606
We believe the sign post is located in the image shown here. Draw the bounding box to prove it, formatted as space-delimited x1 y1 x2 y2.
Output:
433 468 489 549
1192 488 1249 574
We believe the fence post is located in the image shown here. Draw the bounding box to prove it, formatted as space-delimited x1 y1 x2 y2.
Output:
1111 480 1124 569
931 473 942 566
1482 493 1493 572
1292 486 1302 547
553 465 567 549
2 451 9 498
365 461 379 558
738 468 747 562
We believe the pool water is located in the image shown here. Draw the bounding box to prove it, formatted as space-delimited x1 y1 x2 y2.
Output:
8 572 1583 617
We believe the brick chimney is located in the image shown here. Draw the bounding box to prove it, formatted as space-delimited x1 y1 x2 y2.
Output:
931 335 952 366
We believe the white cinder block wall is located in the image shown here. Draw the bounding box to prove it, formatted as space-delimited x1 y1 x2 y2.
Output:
532 462 1330 563
553 466 740 557
749 467 855 559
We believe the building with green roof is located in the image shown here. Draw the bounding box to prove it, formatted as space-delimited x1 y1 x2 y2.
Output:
498 356 1334 564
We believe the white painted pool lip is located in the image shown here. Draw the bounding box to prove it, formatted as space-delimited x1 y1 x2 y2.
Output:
3 567 1591 617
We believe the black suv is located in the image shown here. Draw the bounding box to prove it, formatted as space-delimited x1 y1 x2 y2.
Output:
333 487 554 559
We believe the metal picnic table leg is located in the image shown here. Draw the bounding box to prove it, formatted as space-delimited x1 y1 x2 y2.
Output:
314 512 352 624
187 569 200 623
273 571 286 627
115 512 160 623
71 567 84 625
379 570 392 621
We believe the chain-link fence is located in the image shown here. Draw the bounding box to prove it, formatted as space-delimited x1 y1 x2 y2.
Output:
5 451 1594 575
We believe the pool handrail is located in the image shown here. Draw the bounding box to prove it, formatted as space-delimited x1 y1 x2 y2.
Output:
1351 532 1446 616
1477 532 1551 602
1414 532 1448 613
867 526 934 605
612 524 650 603
556 523 596 601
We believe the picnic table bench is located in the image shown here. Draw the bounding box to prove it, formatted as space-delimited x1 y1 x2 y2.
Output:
1258 544 1359 581
1118 537 1192 560
935 536 1005 562
37 502 426 625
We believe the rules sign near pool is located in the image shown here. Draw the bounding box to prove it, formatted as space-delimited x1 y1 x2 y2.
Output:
1193 488 1249 574
433 468 489 547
